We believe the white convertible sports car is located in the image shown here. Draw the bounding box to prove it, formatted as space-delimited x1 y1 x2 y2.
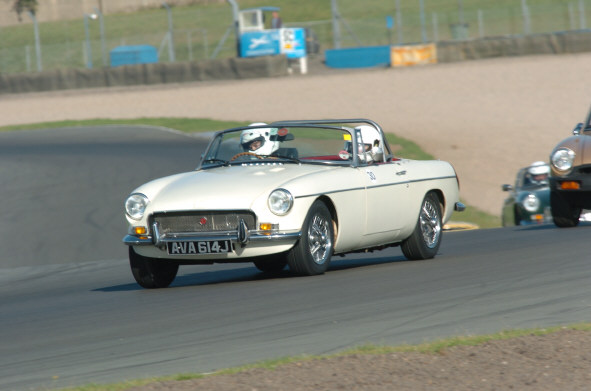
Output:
123 119 464 288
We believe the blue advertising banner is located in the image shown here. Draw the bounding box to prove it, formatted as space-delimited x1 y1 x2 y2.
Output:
240 30 280 58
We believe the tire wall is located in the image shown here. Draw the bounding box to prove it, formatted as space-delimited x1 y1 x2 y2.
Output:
437 30 591 63
2 30 591 94
326 30 591 68
0 55 288 95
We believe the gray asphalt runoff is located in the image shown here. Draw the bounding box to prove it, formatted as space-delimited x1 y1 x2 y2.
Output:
1 127 590 391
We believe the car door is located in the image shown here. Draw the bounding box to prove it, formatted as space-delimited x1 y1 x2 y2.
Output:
362 160 411 242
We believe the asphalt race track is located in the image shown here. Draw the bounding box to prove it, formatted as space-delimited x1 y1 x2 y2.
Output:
1 127 590 391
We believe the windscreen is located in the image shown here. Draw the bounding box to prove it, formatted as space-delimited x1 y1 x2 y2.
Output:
201 125 355 167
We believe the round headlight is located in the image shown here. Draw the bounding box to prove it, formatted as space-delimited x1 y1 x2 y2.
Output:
268 189 293 216
522 194 540 213
125 193 149 220
551 148 575 172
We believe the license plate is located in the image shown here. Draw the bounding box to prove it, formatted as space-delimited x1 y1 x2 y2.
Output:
167 240 232 255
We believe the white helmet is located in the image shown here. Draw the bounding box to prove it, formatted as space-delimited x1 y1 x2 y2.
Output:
348 125 384 163
240 123 280 156
527 161 549 185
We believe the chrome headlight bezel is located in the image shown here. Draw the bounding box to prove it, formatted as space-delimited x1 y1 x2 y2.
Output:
125 193 149 220
268 189 293 216
551 148 575 173
522 193 540 213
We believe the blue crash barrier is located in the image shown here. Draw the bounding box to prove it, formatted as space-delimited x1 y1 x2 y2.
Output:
325 45 391 68
110 45 158 67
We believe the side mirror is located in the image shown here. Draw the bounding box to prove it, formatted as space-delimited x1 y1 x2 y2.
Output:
502 184 513 192
573 122 584 135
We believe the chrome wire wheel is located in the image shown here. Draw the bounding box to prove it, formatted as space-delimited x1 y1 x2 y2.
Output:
287 201 334 275
308 214 332 265
420 198 442 249
401 192 442 261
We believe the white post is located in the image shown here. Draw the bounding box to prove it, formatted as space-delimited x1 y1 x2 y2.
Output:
162 2 175 62
432 12 438 42
579 0 586 29
419 0 427 42
299 57 308 75
28 11 42 72
478 9 484 37
331 0 341 49
395 0 403 44
521 0 531 34
94 7 107 67
84 14 94 69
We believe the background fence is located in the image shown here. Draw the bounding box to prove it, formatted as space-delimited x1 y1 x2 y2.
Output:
1 0 591 75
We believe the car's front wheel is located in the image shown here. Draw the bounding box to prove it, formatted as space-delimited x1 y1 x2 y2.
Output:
513 206 522 226
401 192 442 260
287 200 334 275
550 190 580 227
129 247 179 288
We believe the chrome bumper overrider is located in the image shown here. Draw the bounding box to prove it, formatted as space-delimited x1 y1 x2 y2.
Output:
123 220 301 248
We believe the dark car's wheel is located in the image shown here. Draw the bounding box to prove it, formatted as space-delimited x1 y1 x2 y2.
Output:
287 200 334 275
550 190 580 228
129 247 179 289
513 206 522 226
401 192 442 260
253 255 288 273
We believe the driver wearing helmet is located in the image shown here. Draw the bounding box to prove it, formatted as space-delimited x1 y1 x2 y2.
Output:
240 123 280 156
526 161 550 185
345 125 384 163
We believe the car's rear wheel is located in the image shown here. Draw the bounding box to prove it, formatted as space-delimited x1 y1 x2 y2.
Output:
253 255 288 273
129 247 179 289
550 190 580 227
401 192 442 260
287 200 334 275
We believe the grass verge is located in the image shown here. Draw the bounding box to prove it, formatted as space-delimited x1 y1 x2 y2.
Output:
0 117 500 228
54 323 591 391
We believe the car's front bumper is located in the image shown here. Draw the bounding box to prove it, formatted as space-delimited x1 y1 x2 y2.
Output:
123 231 302 247
550 173 591 208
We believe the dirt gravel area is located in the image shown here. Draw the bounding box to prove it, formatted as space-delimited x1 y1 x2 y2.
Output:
127 329 591 391
2 53 591 216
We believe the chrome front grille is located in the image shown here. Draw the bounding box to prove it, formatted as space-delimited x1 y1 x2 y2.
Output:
151 211 256 234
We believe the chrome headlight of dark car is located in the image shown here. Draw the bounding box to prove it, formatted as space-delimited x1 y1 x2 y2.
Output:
125 193 149 220
268 189 293 216
522 194 540 213
551 148 575 173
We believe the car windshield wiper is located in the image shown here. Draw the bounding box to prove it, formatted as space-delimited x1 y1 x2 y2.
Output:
272 154 301 164
203 158 229 166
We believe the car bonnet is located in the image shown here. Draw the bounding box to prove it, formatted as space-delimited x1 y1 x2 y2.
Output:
143 164 331 211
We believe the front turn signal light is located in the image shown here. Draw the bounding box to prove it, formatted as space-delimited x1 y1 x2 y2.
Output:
559 181 580 190
259 223 279 234
133 226 148 235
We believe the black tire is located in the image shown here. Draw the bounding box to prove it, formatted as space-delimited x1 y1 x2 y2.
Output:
253 255 288 273
551 190 580 228
401 192 442 260
129 247 179 289
287 201 334 275
513 206 522 226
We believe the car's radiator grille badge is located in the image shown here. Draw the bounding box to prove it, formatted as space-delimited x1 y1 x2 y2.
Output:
152 211 256 234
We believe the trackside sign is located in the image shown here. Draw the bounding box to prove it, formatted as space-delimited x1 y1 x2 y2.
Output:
391 43 437 67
